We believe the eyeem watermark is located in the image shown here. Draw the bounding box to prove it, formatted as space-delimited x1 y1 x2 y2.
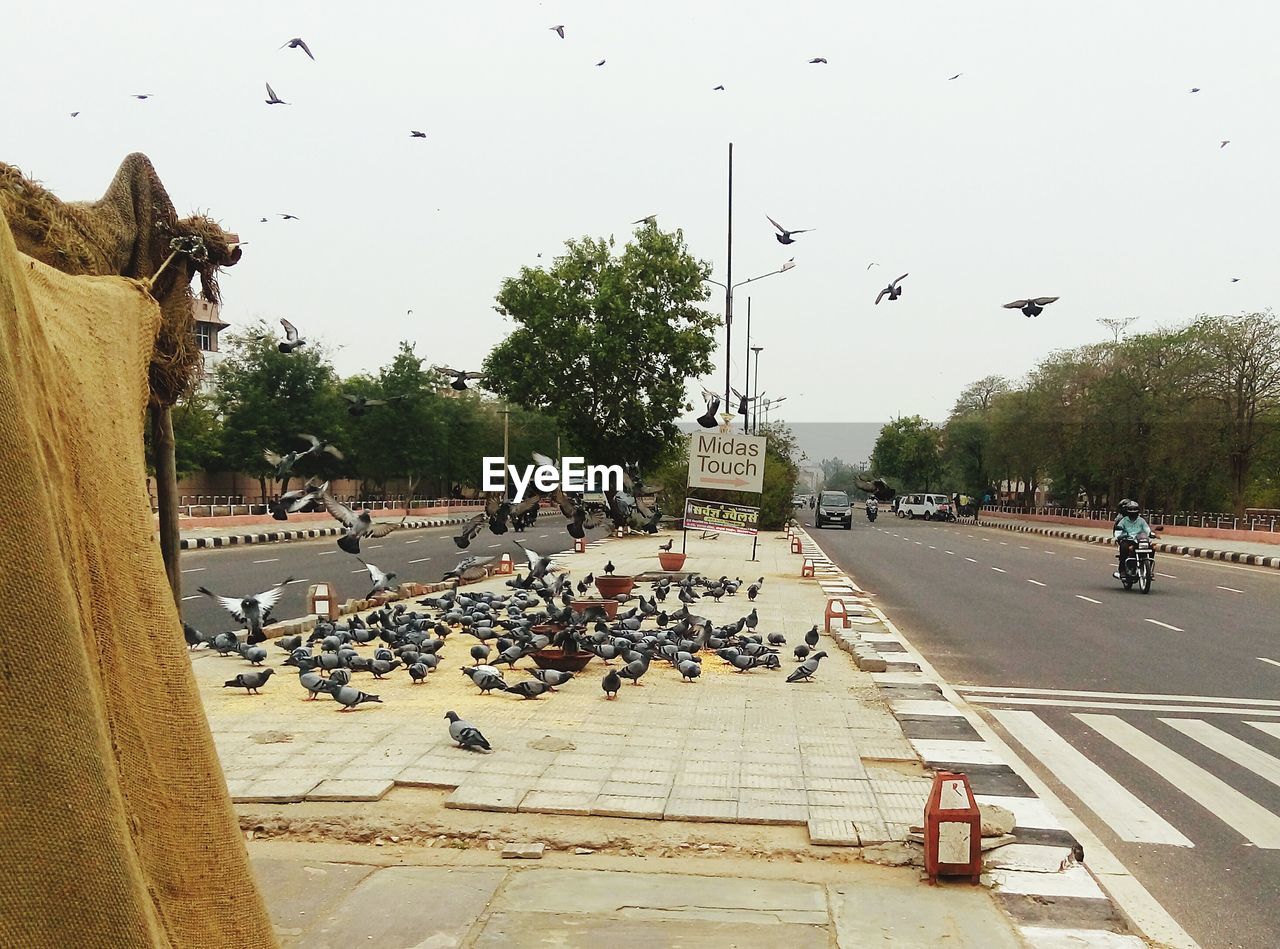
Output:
483 456 624 503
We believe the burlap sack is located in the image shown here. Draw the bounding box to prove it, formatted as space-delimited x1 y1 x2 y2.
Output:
0 210 274 947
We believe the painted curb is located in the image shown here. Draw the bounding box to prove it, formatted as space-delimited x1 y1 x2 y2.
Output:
798 527 1152 948
978 518 1280 570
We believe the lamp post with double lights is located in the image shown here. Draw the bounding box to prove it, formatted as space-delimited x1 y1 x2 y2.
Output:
704 260 795 428
750 345 764 433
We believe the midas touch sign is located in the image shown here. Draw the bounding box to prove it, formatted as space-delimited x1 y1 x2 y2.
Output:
686 432 766 493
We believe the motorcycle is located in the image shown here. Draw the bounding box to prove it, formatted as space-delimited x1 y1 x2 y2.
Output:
865 503 878 523
1117 532 1155 594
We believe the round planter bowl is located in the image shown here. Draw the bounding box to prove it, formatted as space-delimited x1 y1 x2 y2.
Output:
594 575 635 598
530 648 594 673
570 598 619 620
657 552 687 572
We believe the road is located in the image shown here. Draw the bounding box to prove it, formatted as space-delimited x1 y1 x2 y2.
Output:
178 517 608 634
802 508 1280 949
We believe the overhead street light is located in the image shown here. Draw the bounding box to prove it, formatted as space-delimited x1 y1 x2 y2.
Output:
704 260 795 424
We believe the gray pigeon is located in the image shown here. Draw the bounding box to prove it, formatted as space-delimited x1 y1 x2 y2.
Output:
602 669 621 698
529 669 574 691
446 710 492 751
461 666 508 695
369 658 402 679
804 625 820 649
470 643 492 665
617 656 649 686
327 668 352 687
507 679 550 700
676 659 702 681
240 645 268 666
199 579 294 644
322 489 406 554
298 668 331 700
786 650 828 683
359 559 398 599
407 662 429 684
331 685 382 711
223 668 274 694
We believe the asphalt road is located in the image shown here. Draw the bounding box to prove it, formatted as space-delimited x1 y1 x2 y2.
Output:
178 517 608 635
803 509 1280 949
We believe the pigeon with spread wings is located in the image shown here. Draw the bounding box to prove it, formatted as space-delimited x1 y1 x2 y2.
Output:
730 387 756 418
358 559 397 598
766 215 811 246
197 579 295 644
322 489 409 553
281 37 315 59
696 387 722 428
278 318 306 352
1003 296 1059 318
875 274 909 304
434 366 486 391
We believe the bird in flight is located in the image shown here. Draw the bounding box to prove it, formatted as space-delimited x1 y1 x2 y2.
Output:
281 37 315 60
1230 277 1241 283
866 262 879 270
767 215 812 245
550 24 565 38
809 57 828 64
696 387 722 428
633 215 657 226
948 73 963 80
265 83 288 105
278 317 307 352
596 59 606 66
1220 140 1230 148
410 130 427 138
131 94 153 100
69 111 80 117
1003 296 1059 318
435 367 485 391
713 84 725 91
280 212 300 220
1189 87 1201 93
875 273 909 305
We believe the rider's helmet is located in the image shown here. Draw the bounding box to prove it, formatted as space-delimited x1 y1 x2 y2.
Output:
1122 500 1140 519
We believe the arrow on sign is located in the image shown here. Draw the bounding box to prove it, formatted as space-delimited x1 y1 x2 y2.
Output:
702 476 750 487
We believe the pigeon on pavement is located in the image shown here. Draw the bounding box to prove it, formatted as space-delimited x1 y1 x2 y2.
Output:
462 666 508 694
198 579 294 644
529 669 574 690
507 679 551 700
786 651 828 683
297 668 331 700
223 668 275 694
446 711 492 751
602 668 622 698
330 685 382 711
407 662 429 684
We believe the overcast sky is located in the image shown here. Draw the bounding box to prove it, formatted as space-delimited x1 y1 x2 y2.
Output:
4 1 1276 423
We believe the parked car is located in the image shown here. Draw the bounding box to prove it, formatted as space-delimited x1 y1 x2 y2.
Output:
814 491 853 529
895 493 953 520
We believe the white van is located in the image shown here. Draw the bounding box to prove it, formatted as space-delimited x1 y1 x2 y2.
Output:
896 493 953 520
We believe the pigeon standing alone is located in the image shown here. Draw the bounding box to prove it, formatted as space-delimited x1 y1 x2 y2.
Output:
446 711 492 751
602 668 622 699
223 668 275 694
787 651 828 683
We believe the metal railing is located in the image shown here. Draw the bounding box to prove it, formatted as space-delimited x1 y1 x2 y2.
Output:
984 503 1279 534
158 496 490 518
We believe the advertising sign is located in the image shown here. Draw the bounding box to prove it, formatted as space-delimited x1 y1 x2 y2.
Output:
683 498 759 537
686 432 767 494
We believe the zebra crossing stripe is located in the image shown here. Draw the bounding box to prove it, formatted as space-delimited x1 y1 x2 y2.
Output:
1249 721 1280 742
1078 714 1280 849
992 710 1192 846
1163 719 1280 790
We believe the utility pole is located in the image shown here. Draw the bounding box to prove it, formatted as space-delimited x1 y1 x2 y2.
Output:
724 142 734 417
743 296 752 433
501 404 510 496
750 345 763 434
1097 316 1137 343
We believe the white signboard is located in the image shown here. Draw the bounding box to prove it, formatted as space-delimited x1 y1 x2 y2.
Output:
686 432 767 494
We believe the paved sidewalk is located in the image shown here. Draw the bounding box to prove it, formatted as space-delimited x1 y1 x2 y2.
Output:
978 515 1280 569
250 840 1025 948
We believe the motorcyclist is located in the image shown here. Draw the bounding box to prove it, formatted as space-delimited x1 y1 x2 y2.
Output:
1112 500 1153 580
865 497 878 520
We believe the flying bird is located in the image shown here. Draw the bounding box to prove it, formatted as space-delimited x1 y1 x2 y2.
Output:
69 111 80 117
446 711 491 751
1189 87 1201 93
322 490 409 554
198 579 294 644
265 83 288 106
866 262 879 269
277 317 306 352
809 57 828 64
731 386 756 417
410 130 427 138
281 37 315 60
358 559 397 598
434 366 485 391
767 215 811 245
596 59 606 67
948 73 963 80
1230 277 1241 283
280 213 301 220
632 215 657 226
1220 140 1230 148
1003 296 1060 318
875 273 909 305
713 84 725 91
342 393 404 417
131 94 153 100
696 387 722 428
550 24 565 38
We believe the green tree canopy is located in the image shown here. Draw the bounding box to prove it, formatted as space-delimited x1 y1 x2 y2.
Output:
482 226 719 471
871 415 943 492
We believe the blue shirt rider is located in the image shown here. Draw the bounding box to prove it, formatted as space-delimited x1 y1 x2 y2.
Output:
1112 500 1153 578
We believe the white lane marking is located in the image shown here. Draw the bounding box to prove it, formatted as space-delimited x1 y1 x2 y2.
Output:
286 578 310 585
928 545 937 550
965 557 978 563
999 542 1008 546
982 538 990 542
1163 719 1280 790
1156 572 1176 579
966 534 974 538
915 541 923 545
991 567 1006 573
1217 585 1244 594
956 685 1280 707
944 550 955 555
1144 619 1183 632
1019 545 1030 549
318 551 337 556
366 544 384 549
180 567 205 574
350 568 367 574
405 539 421 545
1044 551 1056 555
486 543 501 548
1076 595 1102 604
252 558 279 564
1258 658 1280 669
1027 579 1047 587
409 557 432 564
180 594 202 601
1073 556 1087 561
1079 713 1280 848
994 710 1192 846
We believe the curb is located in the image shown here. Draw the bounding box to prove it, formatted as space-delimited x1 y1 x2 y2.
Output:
978 517 1280 570
797 528 1152 948
178 511 562 551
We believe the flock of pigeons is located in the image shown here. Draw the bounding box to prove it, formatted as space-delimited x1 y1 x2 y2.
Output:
197 551 832 751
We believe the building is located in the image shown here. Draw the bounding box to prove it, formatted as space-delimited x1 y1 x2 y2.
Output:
191 299 230 394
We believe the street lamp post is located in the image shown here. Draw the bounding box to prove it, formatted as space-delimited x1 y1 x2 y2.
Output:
750 345 763 433
705 262 794 431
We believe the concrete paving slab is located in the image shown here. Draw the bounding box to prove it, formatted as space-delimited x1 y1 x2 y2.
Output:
445 785 528 813
253 857 378 943
304 778 393 802
829 879 1024 948
472 912 830 948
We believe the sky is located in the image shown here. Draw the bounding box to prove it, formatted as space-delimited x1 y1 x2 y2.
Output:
3 1 1277 426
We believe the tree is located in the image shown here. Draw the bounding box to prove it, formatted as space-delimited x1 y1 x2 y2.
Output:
818 457 865 494
871 416 943 491
951 375 1010 416
483 226 718 472
214 321 348 499
1187 312 1280 516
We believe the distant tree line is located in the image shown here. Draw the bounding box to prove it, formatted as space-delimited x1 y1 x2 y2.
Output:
866 312 1280 516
